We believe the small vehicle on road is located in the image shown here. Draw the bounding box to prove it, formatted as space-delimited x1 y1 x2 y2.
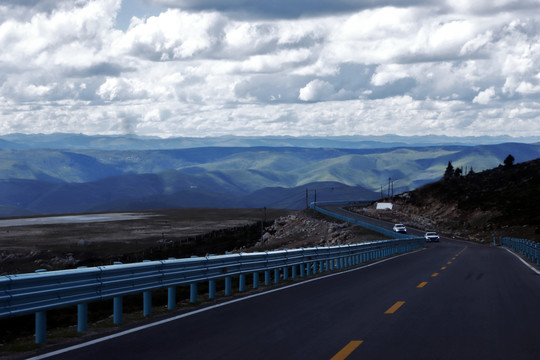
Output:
393 224 407 233
424 232 440 242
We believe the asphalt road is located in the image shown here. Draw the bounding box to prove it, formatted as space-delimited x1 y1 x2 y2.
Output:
319 203 429 238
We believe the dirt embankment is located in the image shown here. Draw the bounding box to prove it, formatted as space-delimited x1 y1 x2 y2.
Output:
348 197 538 243
347 158 540 243
252 209 389 251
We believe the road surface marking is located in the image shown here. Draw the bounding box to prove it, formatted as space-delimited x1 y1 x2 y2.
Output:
452 257 456 260
417 281 428 288
385 301 405 314
331 341 364 360
441 266 447 270
456 247 468 257
447 261 452 265
503 248 540 275
431 272 439 277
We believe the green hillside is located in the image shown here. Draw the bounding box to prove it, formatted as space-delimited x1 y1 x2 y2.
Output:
0 143 538 216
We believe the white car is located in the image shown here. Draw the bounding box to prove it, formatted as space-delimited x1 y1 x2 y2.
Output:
425 232 440 242
393 224 407 233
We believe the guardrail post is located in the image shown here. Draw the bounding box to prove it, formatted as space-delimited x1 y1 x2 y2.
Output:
209 280 216 299
300 263 305 277
292 265 297 279
225 276 232 295
283 267 289 280
265 270 271 285
168 287 176 309
274 268 280 284
190 283 198 303
239 274 246 292
114 296 123 325
35 311 46 344
253 272 259 289
77 303 88 332
306 262 312 276
144 290 152 316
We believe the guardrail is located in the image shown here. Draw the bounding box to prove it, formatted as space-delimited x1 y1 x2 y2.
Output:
310 203 411 239
0 209 424 345
499 237 540 265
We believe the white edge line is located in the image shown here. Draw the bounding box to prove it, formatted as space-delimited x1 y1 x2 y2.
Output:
27 248 425 360
503 247 540 275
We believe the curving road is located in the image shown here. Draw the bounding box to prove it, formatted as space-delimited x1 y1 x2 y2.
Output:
31 208 540 360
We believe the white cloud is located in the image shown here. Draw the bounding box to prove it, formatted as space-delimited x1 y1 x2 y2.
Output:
371 64 411 86
299 79 336 101
117 9 224 60
97 77 148 101
473 87 496 104
0 0 539 138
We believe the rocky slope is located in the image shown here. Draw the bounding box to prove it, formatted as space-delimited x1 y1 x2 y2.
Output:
350 158 540 242
251 209 388 251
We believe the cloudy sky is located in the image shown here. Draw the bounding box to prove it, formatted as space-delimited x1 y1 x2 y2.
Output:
0 0 539 138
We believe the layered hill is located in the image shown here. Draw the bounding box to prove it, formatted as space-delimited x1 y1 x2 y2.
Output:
0 138 538 217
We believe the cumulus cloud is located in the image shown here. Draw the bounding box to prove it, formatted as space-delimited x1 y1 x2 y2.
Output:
473 87 497 105
299 79 336 101
118 9 225 60
0 0 539 138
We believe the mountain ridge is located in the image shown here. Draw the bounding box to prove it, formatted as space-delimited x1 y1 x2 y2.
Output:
1 133 537 150
0 136 538 217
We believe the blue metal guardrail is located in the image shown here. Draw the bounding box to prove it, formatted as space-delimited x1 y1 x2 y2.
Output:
0 208 424 344
310 203 411 240
499 237 540 265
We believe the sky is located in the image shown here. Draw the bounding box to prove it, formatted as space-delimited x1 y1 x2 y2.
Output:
0 0 539 139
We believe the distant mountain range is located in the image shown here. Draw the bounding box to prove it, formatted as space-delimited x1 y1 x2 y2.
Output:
0 134 538 217
0 133 537 150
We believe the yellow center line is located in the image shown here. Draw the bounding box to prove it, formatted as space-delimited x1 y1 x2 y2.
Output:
441 266 447 270
331 340 364 360
385 301 405 314
452 257 456 260
456 246 468 256
431 272 439 277
417 281 428 288
447 261 452 265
